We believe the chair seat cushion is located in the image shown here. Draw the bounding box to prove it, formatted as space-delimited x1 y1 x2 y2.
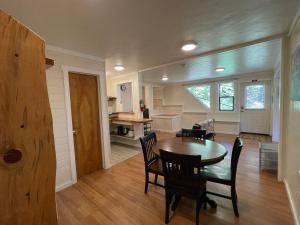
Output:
148 158 164 175
202 163 231 184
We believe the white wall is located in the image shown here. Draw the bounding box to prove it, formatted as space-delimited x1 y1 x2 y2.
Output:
151 71 273 134
281 12 300 224
143 83 154 116
45 47 106 191
117 82 133 112
106 72 143 119
272 61 281 142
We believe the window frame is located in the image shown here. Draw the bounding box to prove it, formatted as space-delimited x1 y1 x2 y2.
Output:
218 82 235 112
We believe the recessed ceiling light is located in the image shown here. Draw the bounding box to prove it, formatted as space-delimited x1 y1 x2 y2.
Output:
114 65 125 71
215 67 225 72
181 41 197 51
162 74 168 81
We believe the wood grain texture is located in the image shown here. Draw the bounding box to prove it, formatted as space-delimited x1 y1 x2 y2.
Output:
153 138 227 165
56 132 294 225
69 73 102 177
0 9 57 225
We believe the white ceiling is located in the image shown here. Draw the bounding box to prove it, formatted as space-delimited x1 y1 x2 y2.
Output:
142 39 281 84
0 0 298 76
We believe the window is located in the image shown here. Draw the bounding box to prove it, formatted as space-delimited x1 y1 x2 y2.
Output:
187 85 211 108
244 84 265 109
219 82 234 111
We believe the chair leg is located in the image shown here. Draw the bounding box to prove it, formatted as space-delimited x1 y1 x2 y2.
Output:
196 199 201 225
231 186 239 217
154 173 158 184
165 192 171 224
171 194 181 211
144 173 149 194
203 188 207 210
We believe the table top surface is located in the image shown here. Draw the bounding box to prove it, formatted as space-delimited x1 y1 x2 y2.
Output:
153 137 228 165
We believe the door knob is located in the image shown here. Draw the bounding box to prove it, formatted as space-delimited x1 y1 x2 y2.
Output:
72 130 76 134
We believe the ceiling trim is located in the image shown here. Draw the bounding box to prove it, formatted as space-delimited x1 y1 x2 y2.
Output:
46 44 105 62
146 70 274 86
289 6 300 36
138 33 287 73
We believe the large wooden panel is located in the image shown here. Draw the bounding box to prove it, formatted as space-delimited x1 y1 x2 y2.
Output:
69 73 102 177
0 10 57 225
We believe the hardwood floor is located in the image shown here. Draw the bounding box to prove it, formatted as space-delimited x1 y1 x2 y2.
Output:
56 133 294 225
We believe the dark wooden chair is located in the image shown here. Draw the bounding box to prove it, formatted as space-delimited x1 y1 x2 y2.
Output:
181 128 206 140
139 132 164 193
202 137 243 217
160 149 206 225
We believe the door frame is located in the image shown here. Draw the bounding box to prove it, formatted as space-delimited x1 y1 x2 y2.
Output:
239 80 272 135
62 66 111 186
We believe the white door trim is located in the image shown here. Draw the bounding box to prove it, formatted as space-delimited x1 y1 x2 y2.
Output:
62 66 111 186
239 80 272 135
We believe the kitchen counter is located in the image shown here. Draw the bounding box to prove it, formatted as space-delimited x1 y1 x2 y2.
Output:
109 117 152 147
110 117 152 123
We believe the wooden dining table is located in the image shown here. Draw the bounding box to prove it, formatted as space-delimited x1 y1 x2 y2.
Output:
152 137 228 166
152 137 228 209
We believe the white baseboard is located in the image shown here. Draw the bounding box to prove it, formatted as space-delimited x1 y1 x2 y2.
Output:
56 180 75 192
284 179 300 225
153 129 178 133
215 131 239 135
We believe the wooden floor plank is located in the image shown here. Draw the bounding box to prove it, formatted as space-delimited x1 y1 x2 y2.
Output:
56 133 294 225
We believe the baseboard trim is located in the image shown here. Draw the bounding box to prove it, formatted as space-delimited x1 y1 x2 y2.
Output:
153 129 178 133
56 180 74 192
215 131 239 135
284 179 300 225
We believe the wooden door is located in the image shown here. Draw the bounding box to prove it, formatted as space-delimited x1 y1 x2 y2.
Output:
69 73 102 177
0 10 57 225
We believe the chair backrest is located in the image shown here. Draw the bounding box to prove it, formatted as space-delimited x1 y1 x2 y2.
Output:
139 132 158 168
159 149 203 189
230 137 243 182
181 128 206 139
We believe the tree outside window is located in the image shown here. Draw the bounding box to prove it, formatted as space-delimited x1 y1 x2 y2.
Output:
187 85 211 108
219 82 234 111
245 84 265 109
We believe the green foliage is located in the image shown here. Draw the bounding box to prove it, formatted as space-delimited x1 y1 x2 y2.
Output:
219 82 234 97
219 82 234 111
187 85 210 108
245 85 265 109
